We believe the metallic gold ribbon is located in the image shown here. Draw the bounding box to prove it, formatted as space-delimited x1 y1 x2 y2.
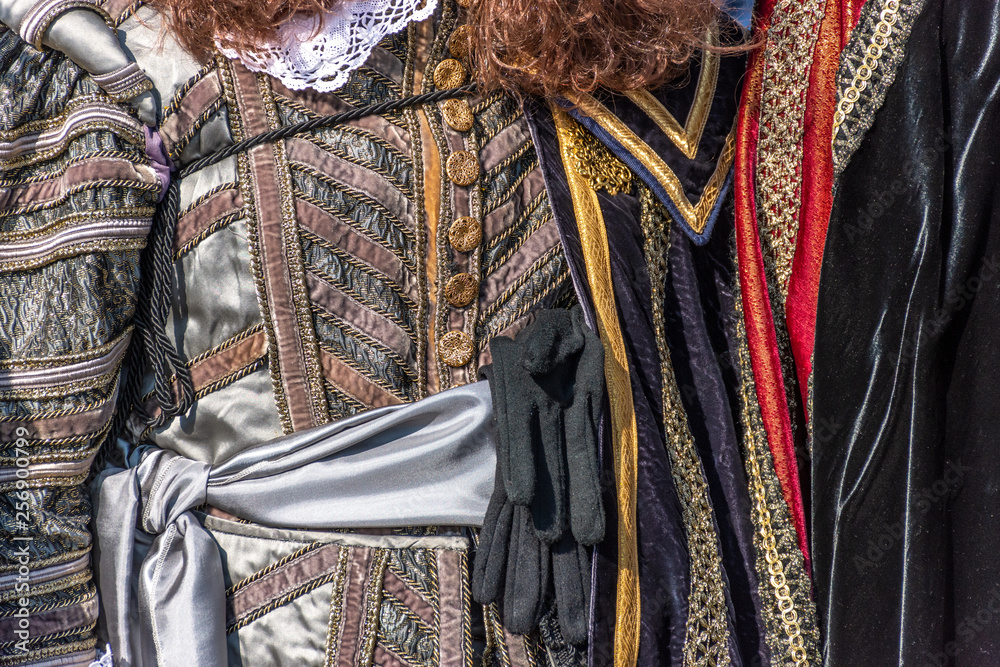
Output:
551 103 640 667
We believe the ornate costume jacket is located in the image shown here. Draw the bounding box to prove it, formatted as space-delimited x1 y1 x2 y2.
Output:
0 1 824 666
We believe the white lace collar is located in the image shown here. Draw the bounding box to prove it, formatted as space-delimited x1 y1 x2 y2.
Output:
217 0 439 93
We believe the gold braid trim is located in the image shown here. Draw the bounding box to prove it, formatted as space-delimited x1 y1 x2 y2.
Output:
640 188 731 666
731 254 820 666
551 103 640 667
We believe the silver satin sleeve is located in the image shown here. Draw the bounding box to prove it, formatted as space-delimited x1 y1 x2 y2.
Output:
93 381 496 667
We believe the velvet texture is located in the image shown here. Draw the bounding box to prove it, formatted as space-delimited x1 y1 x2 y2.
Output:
814 1 1000 663
526 63 768 663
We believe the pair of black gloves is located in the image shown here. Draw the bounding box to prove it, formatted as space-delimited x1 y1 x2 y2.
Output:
474 306 606 646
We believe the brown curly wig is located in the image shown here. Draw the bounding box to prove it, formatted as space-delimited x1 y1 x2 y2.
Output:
468 0 725 98
148 0 726 97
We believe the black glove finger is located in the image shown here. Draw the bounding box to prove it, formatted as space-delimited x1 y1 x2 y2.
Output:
551 534 591 645
532 408 568 543
473 480 514 604
488 335 537 505
504 506 546 635
565 390 605 546
521 309 584 375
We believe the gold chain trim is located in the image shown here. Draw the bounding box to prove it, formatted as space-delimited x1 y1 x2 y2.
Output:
639 188 731 666
832 0 901 130
731 266 820 666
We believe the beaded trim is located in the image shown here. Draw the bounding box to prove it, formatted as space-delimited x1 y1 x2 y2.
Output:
91 61 154 103
18 0 110 49
832 0 927 175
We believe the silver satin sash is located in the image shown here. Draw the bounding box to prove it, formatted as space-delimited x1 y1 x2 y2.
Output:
94 381 496 667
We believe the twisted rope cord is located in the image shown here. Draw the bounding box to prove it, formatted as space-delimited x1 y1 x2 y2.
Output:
127 84 476 437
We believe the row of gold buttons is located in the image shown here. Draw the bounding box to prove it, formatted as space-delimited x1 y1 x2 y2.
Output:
437 18 481 368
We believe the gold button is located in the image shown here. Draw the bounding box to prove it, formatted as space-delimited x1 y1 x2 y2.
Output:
447 150 480 186
449 25 473 60
434 58 467 90
441 98 474 132
440 331 475 367
444 273 479 307
448 216 482 252
455 0 471 8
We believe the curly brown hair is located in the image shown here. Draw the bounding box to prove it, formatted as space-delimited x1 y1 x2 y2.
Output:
149 0 726 97
146 0 342 58
468 0 725 98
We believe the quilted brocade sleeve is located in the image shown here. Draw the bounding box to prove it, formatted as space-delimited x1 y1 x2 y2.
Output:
0 28 160 665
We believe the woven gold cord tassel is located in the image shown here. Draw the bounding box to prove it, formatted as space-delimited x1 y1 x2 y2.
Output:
551 104 640 667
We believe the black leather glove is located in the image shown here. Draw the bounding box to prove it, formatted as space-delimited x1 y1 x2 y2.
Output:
473 305 605 645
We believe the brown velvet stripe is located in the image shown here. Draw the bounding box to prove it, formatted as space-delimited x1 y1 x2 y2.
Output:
295 197 407 287
286 137 413 225
478 221 561 309
190 329 267 391
337 547 375 667
374 645 412 667
381 568 434 627
174 187 243 253
437 548 465 667
103 0 138 22
142 329 267 418
0 158 159 213
227 542 342 625
0 393 113 442
481 168 547 242
319 348 402 409
306 271 412 362
0 594 97 642
232 63 320 432
504 631 532 667
159 73 223 157
479 121 534 174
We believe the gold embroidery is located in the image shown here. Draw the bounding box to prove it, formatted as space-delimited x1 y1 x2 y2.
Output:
624 42 719 160
755 0 826 297
565 92 736 235
439 330 475 367
640 189 731 667
551 103 640 667
562 120 632 195
433 59 468 90
441 98 474 132
444 272 479 307
446 150 480 186
448 216 482 252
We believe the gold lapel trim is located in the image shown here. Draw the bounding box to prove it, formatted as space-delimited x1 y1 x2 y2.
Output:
624 48 720 160
565 87 736 235
552 102 641 667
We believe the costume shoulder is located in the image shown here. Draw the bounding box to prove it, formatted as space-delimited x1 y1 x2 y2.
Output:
524 42 745 247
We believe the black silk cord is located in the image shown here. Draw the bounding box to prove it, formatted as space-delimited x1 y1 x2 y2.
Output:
115 84 477 446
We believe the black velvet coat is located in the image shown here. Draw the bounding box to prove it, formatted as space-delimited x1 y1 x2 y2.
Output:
814 1 1000 663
